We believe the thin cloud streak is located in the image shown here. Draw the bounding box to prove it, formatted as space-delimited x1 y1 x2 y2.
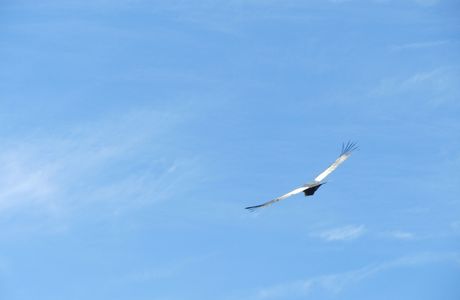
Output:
386 230 415 240
314 225 366 241
390 40 453 51
0 109 201 222
252 252 460 299
370 67 460 106
0 151 58 213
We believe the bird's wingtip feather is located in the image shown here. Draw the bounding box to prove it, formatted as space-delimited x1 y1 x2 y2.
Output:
341 140 358 155
245 205 262 212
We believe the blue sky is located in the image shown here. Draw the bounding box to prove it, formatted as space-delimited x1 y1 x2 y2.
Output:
1 0 460 299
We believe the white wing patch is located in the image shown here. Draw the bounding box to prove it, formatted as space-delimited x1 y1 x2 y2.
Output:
314 153 350 182
245 186 309 211
315 141 358 182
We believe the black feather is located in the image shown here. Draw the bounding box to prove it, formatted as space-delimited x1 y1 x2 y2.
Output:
245 204 264 212
341 140 358 155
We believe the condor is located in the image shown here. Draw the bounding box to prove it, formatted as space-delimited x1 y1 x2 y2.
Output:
245 141 358 211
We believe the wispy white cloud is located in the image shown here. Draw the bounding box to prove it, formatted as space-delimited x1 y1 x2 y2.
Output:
386 230 416 240
0 151 58 213
0 108 201 227
371 67 460 106
313 225 366 241
252 252 460 299
390 40 452 51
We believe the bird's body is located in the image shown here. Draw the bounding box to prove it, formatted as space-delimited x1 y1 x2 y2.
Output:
302 182 324 196
245 141 357 211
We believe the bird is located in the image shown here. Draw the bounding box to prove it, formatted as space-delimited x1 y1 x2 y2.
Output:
245 141 358 211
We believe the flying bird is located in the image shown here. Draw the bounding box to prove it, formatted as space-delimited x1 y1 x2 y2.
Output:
245 141 358 211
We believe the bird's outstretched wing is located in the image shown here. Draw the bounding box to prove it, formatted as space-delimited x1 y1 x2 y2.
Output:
245 141 357 211
314 141 358 182
245 186 308 211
